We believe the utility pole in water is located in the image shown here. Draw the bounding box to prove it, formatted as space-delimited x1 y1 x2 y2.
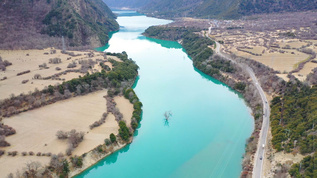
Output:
62 36 66 53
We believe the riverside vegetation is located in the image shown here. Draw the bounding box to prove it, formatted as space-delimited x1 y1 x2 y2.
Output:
0 52 143 177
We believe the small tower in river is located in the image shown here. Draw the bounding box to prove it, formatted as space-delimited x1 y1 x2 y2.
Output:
62 36 66 53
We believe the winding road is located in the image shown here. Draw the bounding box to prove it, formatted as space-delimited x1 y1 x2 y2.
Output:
213 39 270 178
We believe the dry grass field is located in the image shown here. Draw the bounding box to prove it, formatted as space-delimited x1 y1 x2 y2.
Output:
0 90 133 176
213 32 314 79
293 62 317 81
0 49 120 100
206 11 317 82
234 49 310 72
276 40 309 49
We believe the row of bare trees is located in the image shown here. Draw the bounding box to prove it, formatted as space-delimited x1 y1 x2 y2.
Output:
106 96 123 122
0 76 104 118
290 48 317 74
0 123 16 148
89 112 108 130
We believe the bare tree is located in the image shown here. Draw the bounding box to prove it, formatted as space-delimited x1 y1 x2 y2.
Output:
164 111 172 120
6 173 13 178
56 130 68 139
24 161 42 177
0 135 10 147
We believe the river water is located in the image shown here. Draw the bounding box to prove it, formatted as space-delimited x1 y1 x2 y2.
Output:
77 10 254 178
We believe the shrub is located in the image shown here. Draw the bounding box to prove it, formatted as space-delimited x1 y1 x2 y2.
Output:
0 135 10 147
71 156 83 168
36 152 41 156
0 65 6 71
22 152 27 156
67 62 77 68
29 151 34 156
234 82 246 92
17 70 31 76
34 74 42 79
131 120 138 130
56 129 84 155
0 76 7 81
68 129 84 148
66 147 73 156
50 49 57 54
118 121 131 142
110 133 116 143
39 63 48 69
11 151 17 156
22 79 29 84
56 130 68 139
89 113 107 129
104 138 111 146
113 108 123 121
0 150 4 156
49 58 62 64
97 145 103 153
0 57 12 71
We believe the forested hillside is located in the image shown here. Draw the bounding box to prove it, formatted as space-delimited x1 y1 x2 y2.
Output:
271 82 317 154
239 0 317 15
0 0 119 49
142 0 240 19
114 0 317 19
270 81 317 177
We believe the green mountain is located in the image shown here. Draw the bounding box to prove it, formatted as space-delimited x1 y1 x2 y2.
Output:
0 0 119 49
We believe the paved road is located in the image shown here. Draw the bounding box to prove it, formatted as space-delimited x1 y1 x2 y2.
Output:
213 40 270 178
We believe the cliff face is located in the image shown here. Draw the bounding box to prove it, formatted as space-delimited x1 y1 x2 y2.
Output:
0 0 119 49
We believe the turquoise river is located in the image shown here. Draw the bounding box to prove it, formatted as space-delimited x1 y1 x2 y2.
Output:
77 10 254 178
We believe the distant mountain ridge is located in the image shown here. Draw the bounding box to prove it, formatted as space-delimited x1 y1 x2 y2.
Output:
239 0 317 15
142 0 240 19
103 0 317 19
0 0 119 49
102 0 152 9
